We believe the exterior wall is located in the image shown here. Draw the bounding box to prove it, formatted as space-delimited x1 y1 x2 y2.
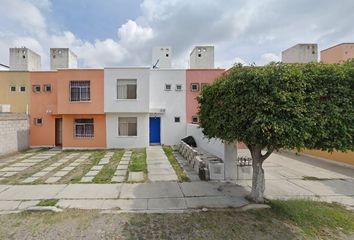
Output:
152 47 172 68
282 44 318 63
9 48 41 71
104 68 150 113
30 71 57 147
302 149 354 166
62 114 106 149
106 113 149 148
0 64 9 71
56 69 104 115
50 48 78 70
320 43 354 64
186 123 224 159
150 69 187 145
186 69 224 123
0 113 29 155
189 46 214 69
0 71 30 113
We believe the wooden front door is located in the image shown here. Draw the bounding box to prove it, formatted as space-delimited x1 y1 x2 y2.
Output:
55 118 62 146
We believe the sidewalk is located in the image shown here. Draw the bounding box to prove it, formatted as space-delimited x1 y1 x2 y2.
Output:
0 182 249 213
146 146 178 181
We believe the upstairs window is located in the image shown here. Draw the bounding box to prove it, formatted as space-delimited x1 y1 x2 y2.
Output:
74 119 94 138
192 116 199 124
70 81 90 102
176 84 182 91
33 85 41 92
174 117 181 123
34 117 43 125
20 86 26 92
165 84 172 91
118 117 137 136
10 85 16 92
44 84 52 92
191 83 199 92
117 79 137 99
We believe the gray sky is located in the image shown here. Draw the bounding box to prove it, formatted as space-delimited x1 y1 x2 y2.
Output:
1 0 353 69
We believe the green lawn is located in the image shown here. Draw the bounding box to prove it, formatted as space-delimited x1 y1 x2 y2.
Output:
162 145 190 182
93 150 124 183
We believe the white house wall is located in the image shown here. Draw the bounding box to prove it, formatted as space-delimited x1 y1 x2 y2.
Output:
106 113 149 148
104 67 150 113
150 69 187 145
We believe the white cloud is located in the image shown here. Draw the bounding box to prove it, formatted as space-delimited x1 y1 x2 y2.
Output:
258 53 280 65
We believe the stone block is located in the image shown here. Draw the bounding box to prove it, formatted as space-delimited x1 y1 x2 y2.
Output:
85 170 99 177
53 171 68 177
111 175 125 183
128 172 144 182
45 177 61 184
91 165 103 171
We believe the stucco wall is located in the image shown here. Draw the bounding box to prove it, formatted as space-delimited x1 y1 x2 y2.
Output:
106 113 149 148
282 44 318 63
0 71 30 113
150 69 187 145
0 113 29 155
186 123 224 159
321 44 354 64
104 68 150 113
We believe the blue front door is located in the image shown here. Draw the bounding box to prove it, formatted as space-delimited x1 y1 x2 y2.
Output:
149 117 161 144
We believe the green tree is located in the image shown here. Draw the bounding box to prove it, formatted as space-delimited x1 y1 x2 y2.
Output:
198 62 354 203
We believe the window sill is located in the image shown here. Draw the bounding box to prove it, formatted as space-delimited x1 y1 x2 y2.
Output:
116 136 138 138
69 101 92 103
115 99 138 101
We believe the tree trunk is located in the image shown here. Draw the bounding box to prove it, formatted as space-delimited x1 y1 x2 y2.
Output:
247 144 273 203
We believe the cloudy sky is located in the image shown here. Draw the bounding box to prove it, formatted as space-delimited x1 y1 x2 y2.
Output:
1 0 353 69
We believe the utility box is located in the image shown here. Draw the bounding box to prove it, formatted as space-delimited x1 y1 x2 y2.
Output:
50 48 78 70
208 160 225 180
189 46 214 69
9 47 41 71
152 47 172 68
281 44 318 63
0 104 11 113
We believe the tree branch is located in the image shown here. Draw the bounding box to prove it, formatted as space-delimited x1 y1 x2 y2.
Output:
260 148 273 161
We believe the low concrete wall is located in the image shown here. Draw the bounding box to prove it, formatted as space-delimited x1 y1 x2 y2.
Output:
0 113 29 156
186 124 225 159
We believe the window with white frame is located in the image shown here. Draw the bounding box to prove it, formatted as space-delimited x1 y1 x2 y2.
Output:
20 86 26 92
74 119 94 138
118 117 137 136
70 81 90 101
191 83 199 92
33 85 41 92
165 84 172 91
192 116 199 124
117 79 137 99
175 84 182 91
44 84 52 92
10 85 16 92
34 117 43 125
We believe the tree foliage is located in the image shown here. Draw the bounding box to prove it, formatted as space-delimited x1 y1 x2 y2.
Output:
198 62 354 153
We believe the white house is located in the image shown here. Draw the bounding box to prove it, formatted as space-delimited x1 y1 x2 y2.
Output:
104 67 150 148
150 69 187 145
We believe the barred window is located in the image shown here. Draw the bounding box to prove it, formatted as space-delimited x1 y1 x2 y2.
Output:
118 117 137 136
74 119 94 138
70 81 90 101
117 79 137 99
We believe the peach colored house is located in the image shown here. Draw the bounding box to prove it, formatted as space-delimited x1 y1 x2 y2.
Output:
186 69 224 123
30 69 106 149
321 43 354 64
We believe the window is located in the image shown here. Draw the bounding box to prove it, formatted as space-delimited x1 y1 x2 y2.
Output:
34 118 43 125
201 83 209 90
117 79 137 99
70 81 90 101
192 116 199 124
33 85 41 92
10 85 16 92
44 84 52 92
174 117 180 123
118 117 137 136
20 86 26 92
74 119 94 138
191 83 199 92
175 84 182 91
165 84 172 91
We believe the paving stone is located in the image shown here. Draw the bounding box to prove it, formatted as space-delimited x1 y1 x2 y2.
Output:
0 185 66 200
56 184 121 199
128 172 144 182
117 165 128 170
115 170 127 176
1 167 27 172
179 182 225 197
32 171 49 177
12 162 36 167
57 199 147 210
98 159 110 165
62 167 75 171
85 170 99 177
111 175 125 182
148 198 187 210
80 176 94 183
3 172 18 177
91 165 103 171
119 160 130 165
53 171 68 177
120 182 183 199
45 177 61 184
0 201 21 211
69 162 81 167
121 157 131 161
42 166 56 172
22 177 39 183
185 196 249 209
50 163 62 167
149 174 178 182
18 200 40 210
